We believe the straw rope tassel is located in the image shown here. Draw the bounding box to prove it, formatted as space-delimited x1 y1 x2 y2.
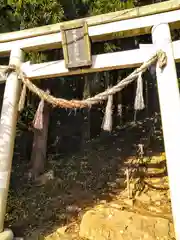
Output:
102 88 113 132
134 72 145 111
33 98 45 130
18 84 27 112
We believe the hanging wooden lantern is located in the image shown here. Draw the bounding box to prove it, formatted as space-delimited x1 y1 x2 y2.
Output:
60 21 92 69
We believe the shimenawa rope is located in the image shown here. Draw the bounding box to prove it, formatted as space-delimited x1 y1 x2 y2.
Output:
4 50 167 109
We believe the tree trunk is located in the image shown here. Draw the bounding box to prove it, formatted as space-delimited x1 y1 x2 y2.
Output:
116 90 123 126
81 75 91 149
111 70 124 128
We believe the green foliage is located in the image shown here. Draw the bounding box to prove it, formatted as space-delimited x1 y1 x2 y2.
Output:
87 0 134 54
0 0 18 32
0 1 64 63
17 104 35 133
104 42 121 53
88 0 134 15
7 0 64 28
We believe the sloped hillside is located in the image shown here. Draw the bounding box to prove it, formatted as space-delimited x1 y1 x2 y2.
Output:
6 115 174 240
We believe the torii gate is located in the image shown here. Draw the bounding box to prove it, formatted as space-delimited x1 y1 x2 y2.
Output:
0 1 179 239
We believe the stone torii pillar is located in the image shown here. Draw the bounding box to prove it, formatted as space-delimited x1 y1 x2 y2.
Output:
152 23 180 240
0 48 23 240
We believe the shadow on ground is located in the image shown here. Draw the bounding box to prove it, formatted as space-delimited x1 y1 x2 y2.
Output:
5 114 167 239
